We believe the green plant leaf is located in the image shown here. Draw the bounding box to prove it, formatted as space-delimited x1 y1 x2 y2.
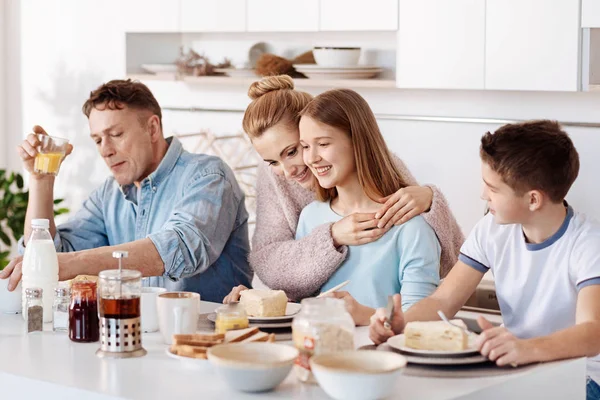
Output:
54 208 70 216
54 198 64 204
16 174 24 189
0 229 11 246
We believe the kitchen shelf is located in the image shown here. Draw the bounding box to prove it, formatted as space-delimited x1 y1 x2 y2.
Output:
127 74 397 89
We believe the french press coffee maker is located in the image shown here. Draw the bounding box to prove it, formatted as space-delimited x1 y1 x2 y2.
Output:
95 251 147 358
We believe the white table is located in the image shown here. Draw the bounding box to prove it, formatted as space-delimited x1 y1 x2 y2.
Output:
0 301 586 400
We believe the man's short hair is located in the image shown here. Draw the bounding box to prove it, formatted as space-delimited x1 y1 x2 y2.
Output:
480 120 579 203
82 79 162 130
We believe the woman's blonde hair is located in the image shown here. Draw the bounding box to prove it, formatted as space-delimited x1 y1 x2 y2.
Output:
299 89 407 202
242 75 313 139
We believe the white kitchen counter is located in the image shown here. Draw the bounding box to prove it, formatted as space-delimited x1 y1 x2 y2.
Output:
0 302 586 400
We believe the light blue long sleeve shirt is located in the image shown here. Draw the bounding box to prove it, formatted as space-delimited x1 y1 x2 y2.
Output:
296 201 441 310
19 137 252 302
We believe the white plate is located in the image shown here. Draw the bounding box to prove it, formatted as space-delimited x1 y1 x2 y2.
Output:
165 348 212 370
214 68 258 78
387 334 480 357
294 64 381 71
246 302 302 322
140 64 178 74
206 313 293 329
299 71 382 80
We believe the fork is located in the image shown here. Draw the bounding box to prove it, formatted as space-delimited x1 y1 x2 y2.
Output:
437 310 474 336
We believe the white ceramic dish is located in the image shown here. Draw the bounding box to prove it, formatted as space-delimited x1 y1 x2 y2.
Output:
246 302 301 322
140 64 178 75
214 68 258 78
207 343 298 392
387 333 479 357
313 47 361 67
165 347 212 370
294 64 380 71
310 350 407 400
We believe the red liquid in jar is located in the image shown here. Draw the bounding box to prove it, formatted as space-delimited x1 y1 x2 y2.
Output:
69 281 99 343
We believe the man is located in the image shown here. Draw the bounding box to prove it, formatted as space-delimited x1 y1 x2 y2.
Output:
0 79 252 302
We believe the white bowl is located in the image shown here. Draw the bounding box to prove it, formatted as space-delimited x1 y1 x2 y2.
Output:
313 47 361 67
0 278 22 314
207 343 298 392
310 350 407 400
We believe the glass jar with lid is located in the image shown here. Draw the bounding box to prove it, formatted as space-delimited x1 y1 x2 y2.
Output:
291 297 355 383
69 281 99 342
215 303 249 334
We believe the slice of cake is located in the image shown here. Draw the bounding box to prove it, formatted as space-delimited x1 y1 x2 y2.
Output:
239 289 288 317
404 320 468 351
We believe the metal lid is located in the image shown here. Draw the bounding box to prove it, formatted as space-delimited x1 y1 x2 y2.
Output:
25 287 43 299
54 286 70 297
98 269 142 281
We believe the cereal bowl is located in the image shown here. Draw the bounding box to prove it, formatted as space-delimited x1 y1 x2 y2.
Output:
310 350 407 400
207 343 298 392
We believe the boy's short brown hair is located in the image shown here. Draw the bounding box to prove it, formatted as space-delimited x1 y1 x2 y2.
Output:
82 79 162 130
480 120 579 203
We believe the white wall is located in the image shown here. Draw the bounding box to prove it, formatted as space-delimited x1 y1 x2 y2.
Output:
0 0 6 168
6 1 600 237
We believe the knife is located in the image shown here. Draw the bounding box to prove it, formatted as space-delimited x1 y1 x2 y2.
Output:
383 295 394 330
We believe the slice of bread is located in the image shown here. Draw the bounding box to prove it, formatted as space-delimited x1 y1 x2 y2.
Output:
240 331 270 343
173 332 225 347
225 327 260 343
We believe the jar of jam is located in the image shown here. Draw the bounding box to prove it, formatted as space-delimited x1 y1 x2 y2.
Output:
69 280 99 342
215 303 249 334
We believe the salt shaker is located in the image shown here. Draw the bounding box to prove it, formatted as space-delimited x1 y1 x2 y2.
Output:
25 287 44 333
53 286 70 332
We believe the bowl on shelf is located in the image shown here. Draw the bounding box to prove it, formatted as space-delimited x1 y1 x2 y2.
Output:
309 350 407 400
207 342 298 392
313 47 361 67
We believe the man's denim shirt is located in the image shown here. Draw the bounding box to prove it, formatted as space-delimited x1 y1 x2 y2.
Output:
19 137 252 302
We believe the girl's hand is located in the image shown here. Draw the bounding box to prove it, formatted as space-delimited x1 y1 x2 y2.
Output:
375 186 434 229
223 285 249 304
328 291 375 326
331 213 390 247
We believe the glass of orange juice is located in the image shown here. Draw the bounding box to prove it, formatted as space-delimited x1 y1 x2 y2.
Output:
34 134 70 176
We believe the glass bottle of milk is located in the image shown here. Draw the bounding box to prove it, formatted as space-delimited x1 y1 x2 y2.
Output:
22 219 59 323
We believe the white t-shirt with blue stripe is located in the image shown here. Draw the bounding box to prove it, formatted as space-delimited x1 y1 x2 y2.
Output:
296 200 441 311
459 206 600 382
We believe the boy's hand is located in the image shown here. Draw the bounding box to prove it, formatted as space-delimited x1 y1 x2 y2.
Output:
327 291 374 326
477 316 538 367
369 294 405 344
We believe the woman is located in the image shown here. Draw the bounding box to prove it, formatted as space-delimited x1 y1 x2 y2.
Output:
224 75 463 303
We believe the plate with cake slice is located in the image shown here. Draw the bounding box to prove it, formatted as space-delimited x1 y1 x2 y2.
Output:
239 289 302 322
387 320 480 357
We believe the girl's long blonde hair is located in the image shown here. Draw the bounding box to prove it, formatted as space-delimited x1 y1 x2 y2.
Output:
299 89 407 202
242 75 313 139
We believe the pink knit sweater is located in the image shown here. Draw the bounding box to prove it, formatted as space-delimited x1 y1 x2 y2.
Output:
249 157 465 301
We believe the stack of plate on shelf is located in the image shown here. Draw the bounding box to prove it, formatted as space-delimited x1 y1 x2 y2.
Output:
385 333 489 366
213 68 258 78
207 302 301 329
294 64 383 80
140 64 178 75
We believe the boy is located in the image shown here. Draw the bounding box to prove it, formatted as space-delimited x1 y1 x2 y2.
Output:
370 120 600 398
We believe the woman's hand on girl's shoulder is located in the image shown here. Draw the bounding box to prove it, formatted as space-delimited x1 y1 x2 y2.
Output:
331 213 390 247
375 186 434 229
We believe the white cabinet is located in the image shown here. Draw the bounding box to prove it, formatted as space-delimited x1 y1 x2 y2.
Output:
485 0 580 91
582 0 600 27
396 0 485 89
180 0 246 32
320 0 398 31
120 0 180 32
247 0 319 32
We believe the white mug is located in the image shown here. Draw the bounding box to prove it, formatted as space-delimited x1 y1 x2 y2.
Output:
157 291 200 344
0 279 22 314
141 287 167 333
